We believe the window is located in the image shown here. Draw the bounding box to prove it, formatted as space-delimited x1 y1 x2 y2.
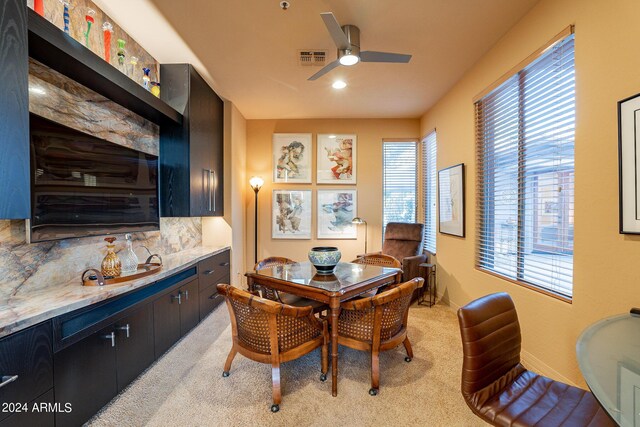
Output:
382 141 417 235
421 131 437 253
475 28 575 299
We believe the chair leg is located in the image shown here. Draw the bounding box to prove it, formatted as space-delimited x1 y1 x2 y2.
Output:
271 363 282 412
403 337 414 362
370 350 380 395
320 341 328 381
222 347 237 376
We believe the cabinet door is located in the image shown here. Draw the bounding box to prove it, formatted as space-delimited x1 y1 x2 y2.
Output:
0 389 54 427
180 279 200 335
188 66 216 217
210 85 224 216
0 322 53 422
114 304 154 392
54 327 117 427
199 275 228 320
153 289 181 357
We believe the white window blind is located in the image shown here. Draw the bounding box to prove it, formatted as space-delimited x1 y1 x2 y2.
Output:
475 31 575 298
383 141 417 235
421 131 437 253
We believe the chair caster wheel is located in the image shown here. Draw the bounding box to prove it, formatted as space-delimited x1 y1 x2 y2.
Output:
320 373 327 382
222 371 230 377
271 404 280 413
369 388 378 396
405 357 412 362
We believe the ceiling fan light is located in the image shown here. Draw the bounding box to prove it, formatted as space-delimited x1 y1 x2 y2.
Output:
339 54 359 66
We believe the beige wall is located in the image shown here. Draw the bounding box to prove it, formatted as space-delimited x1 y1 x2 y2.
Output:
245 119 420 271
203 102 247 286
420 0 640 385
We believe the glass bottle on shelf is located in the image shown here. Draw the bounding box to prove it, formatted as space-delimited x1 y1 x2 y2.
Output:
102 22 113 63
59 0 73 34
129 56 139 79
142 68 151 91
101 237 122 277
84 9 96 49
151 82 161 98
117 39 126 74
120 233 139 274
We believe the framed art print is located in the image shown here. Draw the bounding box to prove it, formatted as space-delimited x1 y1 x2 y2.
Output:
619 93 640 233
272 190 312 239
438 163 465 237
317 189 357 239
317 134 357 184
273 133 312 183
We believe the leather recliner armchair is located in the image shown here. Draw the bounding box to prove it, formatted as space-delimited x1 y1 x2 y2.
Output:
380 222 427 281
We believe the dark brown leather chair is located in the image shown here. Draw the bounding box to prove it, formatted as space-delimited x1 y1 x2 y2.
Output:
380 222 427 281
457 292 614 426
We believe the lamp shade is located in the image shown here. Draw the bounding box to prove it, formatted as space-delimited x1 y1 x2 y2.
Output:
352 217 366 225
249 176 264 191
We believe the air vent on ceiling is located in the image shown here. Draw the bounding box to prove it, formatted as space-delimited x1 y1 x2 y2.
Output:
298 50 327 66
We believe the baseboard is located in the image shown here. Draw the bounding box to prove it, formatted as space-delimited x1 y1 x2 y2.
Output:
437 291 578 388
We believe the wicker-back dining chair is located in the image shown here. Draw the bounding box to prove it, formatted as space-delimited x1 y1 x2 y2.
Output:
338 277 424 396
217 284 329 412
254 257 328 314
351 254 402 297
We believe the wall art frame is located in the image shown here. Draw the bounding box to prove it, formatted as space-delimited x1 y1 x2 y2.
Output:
272 189 312 239
438 163 465 237
317 189 357 239
618 93 640 233
273 133 312 183
317 134 357 184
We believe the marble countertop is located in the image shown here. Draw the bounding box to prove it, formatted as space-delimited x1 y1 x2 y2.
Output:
0 246 230 338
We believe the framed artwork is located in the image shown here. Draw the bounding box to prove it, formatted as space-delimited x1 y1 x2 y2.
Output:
272 190 312 239
438 163 465 237
317 134 357 184
618 93 640 233
317 189 357 239
273 133 312 183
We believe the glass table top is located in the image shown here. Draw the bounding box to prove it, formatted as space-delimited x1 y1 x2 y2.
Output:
576 312 640 426
252 262 399 292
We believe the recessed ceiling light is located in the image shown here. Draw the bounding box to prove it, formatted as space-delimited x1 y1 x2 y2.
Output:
332 80 347 89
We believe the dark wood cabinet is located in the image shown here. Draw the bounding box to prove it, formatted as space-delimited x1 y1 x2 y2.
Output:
199 275 227 319
54 326 118 427
153 287 182 358
114 305 155 392
0 322 53 422
160 64 224 217
0 389 55 427
0 0 29 219
180 279 200 335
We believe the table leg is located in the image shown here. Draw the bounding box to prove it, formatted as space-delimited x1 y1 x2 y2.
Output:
330 297 340 397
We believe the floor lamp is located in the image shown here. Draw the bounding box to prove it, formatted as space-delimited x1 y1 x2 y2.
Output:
249 176 264 265
352 217 368 254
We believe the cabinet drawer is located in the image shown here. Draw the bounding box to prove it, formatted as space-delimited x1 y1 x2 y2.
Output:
198 251 230 289
0 322 53 420
199 276 227 319
0 389 55 427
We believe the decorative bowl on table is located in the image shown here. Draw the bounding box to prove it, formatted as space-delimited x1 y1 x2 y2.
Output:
308 247 341 275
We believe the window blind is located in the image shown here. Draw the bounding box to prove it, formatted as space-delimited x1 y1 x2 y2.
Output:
421 131 437 253
475 31 575 299
383 141 417 236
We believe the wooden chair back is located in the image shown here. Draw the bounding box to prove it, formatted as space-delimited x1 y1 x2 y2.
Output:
351 253 401 269
253 257 296 300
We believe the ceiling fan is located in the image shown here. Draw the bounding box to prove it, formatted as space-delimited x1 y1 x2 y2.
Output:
308 12 412 81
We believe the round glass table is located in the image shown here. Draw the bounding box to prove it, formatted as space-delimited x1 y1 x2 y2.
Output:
577 311 640 426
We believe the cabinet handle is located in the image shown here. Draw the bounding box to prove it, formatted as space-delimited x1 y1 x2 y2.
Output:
203 269 214 275
172 293 182 305
0 375 18 389
115 324 130 338
212 170 217 213
101 332 116 347
209 293 222 300
204 168 213 212
184 290 189 301
220 262 230 267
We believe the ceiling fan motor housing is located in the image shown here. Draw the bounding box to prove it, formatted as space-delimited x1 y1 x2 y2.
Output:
339 25 360 59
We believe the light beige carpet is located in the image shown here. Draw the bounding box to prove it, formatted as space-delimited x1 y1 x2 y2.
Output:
88 302 485 426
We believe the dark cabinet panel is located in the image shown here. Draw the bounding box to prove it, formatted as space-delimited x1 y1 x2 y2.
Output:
114 305 154 392
160 64 224 217
180 279 200 336
153 288 182 357
0 322 53 422
0 0 29 219
199 275 228 320
0 389 54 427
54 327 117 427
198 250 231 291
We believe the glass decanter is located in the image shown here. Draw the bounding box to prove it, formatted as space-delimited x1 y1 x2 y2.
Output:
120 233 139 274
101 237 122 277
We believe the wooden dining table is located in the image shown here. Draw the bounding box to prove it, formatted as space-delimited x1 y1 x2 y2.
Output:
245 261 401 397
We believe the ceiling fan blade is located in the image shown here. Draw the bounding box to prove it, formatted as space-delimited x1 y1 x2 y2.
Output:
320 12 350 50
308 60 341 81
360 51 412 63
